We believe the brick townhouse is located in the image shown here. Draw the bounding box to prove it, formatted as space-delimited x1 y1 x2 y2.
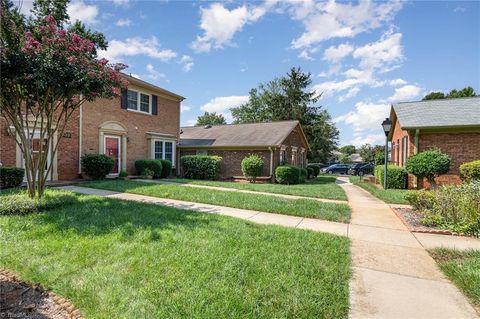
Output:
178 120 310 181
0 74 184 181
388 97 480 188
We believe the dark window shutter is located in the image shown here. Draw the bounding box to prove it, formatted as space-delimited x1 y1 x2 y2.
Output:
121 89 128 109
152 95 158 115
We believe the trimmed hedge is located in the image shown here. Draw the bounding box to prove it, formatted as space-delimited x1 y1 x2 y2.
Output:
0 189 77 215
299 168 308 183
181 155 222 180
135 160 163 179
81 154 115 180
374 164 407 189
159 159 173 178
307 167 314 179
460 160 480 183
241 154 264 183
405 149 450 186
275 165 300 185
0 167 25 188
307 165 320 177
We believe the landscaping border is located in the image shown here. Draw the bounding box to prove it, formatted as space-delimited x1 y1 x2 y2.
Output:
0 268 83 319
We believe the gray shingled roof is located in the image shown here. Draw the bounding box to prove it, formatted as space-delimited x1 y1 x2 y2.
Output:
179 120 303 148
393 97 480 129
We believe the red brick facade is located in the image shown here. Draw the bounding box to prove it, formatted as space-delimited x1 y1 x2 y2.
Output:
0 76 183 180
389 117 480 188
178 126 308 181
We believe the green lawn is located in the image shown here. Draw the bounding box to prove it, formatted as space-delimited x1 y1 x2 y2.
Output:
82 180 351 222
429 248 480 312
0 193 351 318
349 177 409 204
162 176 347 201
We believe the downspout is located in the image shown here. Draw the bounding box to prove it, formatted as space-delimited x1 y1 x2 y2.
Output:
78 101 83 177
269 146 274 182
413 129 420 188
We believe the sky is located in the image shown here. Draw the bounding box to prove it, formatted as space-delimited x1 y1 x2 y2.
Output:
16 0 480 146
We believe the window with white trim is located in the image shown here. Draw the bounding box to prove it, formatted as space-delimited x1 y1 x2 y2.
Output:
127 89 151 113
152 139 175 164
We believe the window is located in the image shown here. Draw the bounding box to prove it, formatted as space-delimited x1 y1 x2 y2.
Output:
154 141 163 159
402 136 408 166
151 139 175 164
279 147 286 165
292 149 297 165
127 89 150 113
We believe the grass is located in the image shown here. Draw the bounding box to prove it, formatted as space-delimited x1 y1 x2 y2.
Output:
0 194 351 318
82 180 351 222
162 176 347 201
429 248 480 312
349 176 409 204
0 188 77 215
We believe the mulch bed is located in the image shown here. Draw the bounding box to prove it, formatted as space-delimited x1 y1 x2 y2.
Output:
392 207 469 237
0 268 82 319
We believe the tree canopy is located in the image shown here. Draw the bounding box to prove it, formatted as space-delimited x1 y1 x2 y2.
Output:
423 86 476 100
339 145 356 156
196 112 227 126
231 67 339 163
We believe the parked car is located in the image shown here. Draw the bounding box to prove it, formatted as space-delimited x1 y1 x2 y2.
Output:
308 163 329 170
348 163 374 176
322 164 350 174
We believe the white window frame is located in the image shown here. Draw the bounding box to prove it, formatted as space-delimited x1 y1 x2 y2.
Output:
151 139 176 165
127 89 152 114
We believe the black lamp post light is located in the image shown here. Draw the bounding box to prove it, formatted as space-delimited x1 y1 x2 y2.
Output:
381 118 392 189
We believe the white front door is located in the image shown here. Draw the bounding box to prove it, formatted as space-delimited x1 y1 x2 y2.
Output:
104 135 121 175
19 132 54 181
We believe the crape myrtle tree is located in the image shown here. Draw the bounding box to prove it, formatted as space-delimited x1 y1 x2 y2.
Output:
0 0 126 198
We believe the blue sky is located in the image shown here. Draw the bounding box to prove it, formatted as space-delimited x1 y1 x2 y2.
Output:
18 0 480 146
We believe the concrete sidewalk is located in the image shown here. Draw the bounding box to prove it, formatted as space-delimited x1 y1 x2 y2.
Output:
336 177 479 319
134 178 348 204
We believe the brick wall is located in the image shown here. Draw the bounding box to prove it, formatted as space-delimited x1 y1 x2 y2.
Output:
417 132 480 187
0 118 17 167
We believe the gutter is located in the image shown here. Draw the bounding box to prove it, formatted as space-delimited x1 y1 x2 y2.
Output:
269 146 275 182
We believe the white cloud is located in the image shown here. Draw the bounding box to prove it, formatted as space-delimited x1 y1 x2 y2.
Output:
350 133 386 147
314 68 378 97
67 1 99 24
323 43 354 62
191 3 266 53
200 95 249 122
130 73 140 79
352 32 403 71
116 18 132 27
298 50 314 61
112 0 129 6
338 87 360 102
384 84 423 103
454 7 466 13
179 55 194 72
14 0 33 15
291 0 403 49
145 64 166 80
184 119 197 127
389 78 407 86
99 37 177 63
181 105 192 113
334 101 390 133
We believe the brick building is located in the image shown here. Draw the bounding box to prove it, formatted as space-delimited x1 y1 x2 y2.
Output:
388 97 480 188
178 120 310 181
0 74 184 181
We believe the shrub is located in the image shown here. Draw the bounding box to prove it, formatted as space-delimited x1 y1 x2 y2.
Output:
159 160 173 178
181 155 222 180
405 149 451 187
307 165 320 177
374 164 407 189
135 160 163 179
81 154 114 180
0 167 25 188
405 190 435 211
118 170 128 178
241 154 264 183
141 168 154 178
275 165 300 185
307 167 314 179
460 160 480 183
420 182 480 237
0 189 77 215
299 168 308 183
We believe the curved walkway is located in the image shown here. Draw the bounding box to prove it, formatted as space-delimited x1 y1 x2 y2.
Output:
336 176 479 319
134 179 348 204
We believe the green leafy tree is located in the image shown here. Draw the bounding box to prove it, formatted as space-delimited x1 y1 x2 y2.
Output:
423 86 476 100
339 145 356 156
405 149 451 188
0 0 125 198
358 144 384 163
231 67 339 163
339 154 350 164
196 112 227 126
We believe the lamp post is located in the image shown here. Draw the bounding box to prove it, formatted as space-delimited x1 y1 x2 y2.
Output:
381 118 392 189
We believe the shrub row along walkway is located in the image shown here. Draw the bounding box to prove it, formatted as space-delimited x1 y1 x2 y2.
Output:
59 184 480 318
134 179 348 204
335 176 480 319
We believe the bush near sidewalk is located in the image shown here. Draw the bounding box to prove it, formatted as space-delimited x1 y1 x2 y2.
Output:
181 155 222 180
135 160 163 179
0 167 24 188
460 160 480 183
405 149 450 188
241 154 264 183
276 165 300 185
374 165 407 189
81 154 114 180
